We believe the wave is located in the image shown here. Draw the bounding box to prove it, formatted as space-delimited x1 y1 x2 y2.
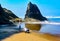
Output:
24 21 60 25
45 16 60 18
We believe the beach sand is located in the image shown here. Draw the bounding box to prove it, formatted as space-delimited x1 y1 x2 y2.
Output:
3 31 60 41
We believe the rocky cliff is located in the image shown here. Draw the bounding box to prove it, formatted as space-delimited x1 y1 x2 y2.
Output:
25 2 47 31
25 2 47 21
0 4 19 25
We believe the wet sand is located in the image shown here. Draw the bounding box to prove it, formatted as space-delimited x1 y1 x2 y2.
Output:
2 31 60 41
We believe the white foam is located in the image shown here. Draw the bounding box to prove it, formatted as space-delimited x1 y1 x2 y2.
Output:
45 16 60 18
24 21 60 25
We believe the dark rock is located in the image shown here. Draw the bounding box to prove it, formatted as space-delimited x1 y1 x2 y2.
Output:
25 2 47 21
25 2 47 31
0 4 19 25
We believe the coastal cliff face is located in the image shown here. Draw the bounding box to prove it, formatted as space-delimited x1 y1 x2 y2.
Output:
25 2 47 21
25 2 47 31
0 4 19 25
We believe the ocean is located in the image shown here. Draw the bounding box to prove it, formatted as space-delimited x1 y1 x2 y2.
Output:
40 18 60 34
0 18 60 40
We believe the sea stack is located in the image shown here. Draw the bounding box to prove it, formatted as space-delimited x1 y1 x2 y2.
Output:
25 2 47 31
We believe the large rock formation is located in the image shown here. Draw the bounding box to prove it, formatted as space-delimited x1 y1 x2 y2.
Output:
25 2 47 21
0 4 19 25
25 2 47 31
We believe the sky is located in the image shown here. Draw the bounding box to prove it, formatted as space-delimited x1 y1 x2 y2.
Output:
0 0 60 18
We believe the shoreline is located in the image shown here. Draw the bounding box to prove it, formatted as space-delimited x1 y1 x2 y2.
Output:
2 31 60 41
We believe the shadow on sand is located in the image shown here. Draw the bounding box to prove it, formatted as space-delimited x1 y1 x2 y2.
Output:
0 31 19 41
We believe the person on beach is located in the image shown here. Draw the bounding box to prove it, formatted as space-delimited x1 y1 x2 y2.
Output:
23 27 30 33
19 23 22 32
19 22 30 33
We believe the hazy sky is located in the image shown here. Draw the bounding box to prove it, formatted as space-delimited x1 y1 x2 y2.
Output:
0 0 60 18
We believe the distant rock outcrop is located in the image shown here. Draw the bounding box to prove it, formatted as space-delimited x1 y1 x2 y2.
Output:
0 4 19 25
25 2 47 31
25 2 47 21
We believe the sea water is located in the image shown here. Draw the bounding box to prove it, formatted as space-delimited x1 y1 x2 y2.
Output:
40 18 60 34
0 18 60 40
